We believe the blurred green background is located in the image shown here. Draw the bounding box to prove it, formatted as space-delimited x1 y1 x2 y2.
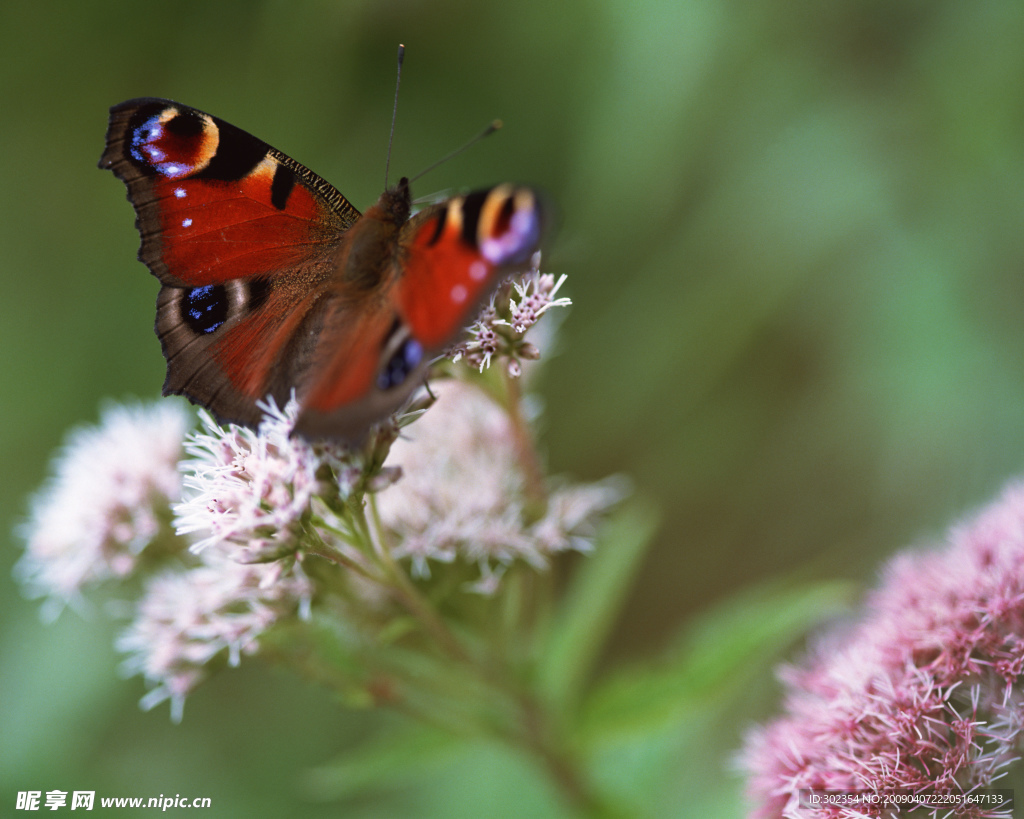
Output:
4 0 1024 816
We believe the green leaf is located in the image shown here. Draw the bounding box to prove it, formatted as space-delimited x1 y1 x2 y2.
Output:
579 578 853 739
537 499 660 711
303 723 576 818
302 721 459 801
572 579 854 813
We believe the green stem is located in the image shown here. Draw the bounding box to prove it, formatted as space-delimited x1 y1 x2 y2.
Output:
311 413 604 813
302 525 380 581
504 689 609 817
359 495 473 664
501 369 547 508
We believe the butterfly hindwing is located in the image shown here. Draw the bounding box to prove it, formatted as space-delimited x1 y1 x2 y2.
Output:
156 279 329 428
294 304 427 441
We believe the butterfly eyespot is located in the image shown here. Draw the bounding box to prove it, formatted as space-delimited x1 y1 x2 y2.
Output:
182 284 228 335
480 193 541 266
378 337 424 390
128 107 217 179
456 186 541 266
165 110 205 139
494 196 516 234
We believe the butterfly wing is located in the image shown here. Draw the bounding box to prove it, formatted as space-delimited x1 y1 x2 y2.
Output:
100 98 361 426
294 183 544 440
397 184 542 347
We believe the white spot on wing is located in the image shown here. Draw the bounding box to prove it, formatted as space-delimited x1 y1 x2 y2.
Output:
451 284 468 304
470 261 488 281
175 188 187 198
182 218 192 228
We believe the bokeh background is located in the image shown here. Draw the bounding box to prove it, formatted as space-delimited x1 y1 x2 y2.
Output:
4 1 1024 816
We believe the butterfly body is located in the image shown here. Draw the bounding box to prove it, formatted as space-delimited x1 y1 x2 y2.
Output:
100 98 542 442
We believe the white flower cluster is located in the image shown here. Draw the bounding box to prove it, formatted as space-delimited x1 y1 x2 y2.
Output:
377 381 623 593
117 557 313 722
16 268 621 719
174 401 350 557
15 402 189 619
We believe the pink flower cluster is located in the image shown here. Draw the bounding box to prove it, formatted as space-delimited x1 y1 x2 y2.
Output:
450 252 570 375
743 482 1024 818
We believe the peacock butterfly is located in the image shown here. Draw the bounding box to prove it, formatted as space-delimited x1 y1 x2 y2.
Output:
99 97 543 442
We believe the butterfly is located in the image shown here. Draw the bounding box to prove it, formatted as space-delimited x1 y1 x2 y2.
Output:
99 98 543 442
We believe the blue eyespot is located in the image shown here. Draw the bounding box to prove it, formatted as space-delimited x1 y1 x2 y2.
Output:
378 337 423 390
129 113 198 178
181 285 227 334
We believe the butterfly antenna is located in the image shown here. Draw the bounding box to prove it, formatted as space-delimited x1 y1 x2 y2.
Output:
384 43 405 190
409 119 503 184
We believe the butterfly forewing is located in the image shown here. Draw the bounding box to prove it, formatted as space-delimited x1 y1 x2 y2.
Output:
396 185 542 348
100 98 360 286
